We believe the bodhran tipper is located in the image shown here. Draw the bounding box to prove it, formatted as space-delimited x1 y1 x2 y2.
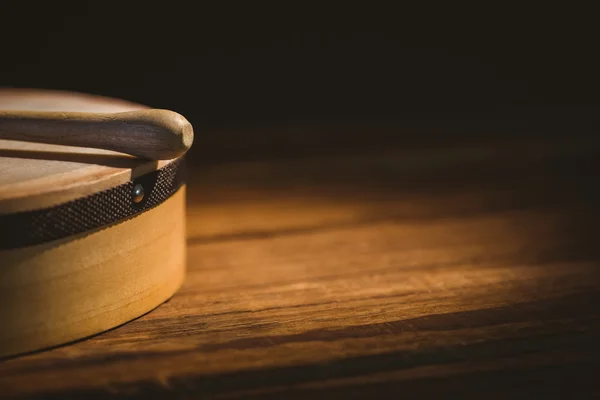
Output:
0 89 193 358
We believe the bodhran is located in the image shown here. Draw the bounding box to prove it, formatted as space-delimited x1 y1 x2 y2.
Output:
0 89 190 358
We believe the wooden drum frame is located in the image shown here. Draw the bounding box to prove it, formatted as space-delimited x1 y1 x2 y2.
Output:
0 89 189 358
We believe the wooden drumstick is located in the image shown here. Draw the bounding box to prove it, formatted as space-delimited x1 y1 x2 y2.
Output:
0 109 194 160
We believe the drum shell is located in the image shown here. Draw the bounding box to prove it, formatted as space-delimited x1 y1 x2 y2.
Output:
0 186 186 358
0 88 190 358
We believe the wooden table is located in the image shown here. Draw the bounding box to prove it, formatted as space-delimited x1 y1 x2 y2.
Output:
2 115 600 398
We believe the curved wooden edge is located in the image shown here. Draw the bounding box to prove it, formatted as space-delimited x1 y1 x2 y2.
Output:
0 187 187 359
0 88 184 214
0 109 194 160
0 156 176 214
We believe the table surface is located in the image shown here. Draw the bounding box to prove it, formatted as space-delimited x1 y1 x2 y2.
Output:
2 114 600 398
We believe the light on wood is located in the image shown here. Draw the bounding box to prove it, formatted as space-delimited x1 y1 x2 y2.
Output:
0 89 189 359
0 109 194 160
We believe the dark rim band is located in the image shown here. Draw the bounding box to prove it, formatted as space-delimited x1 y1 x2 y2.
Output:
0 158 186 250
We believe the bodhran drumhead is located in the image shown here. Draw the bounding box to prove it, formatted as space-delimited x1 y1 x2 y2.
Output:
0 89 187 358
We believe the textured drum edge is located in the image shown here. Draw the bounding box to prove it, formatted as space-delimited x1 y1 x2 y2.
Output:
0 188 187 359
0 157 186 249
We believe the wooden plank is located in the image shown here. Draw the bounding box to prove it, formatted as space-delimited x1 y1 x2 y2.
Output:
3 202 600 397
1 126 600 398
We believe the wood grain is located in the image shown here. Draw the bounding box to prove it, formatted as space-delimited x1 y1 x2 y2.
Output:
0 188 187 359
0 90 189 360
0 89 175 214
1 114 600 398
0 109 193 160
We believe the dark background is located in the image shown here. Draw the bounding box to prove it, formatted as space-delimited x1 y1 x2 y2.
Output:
2 6 600 398
0 4 598 133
